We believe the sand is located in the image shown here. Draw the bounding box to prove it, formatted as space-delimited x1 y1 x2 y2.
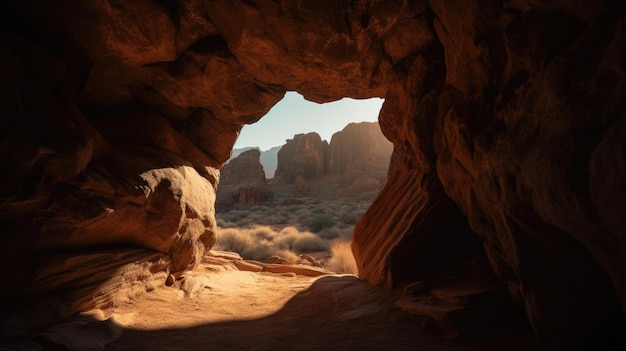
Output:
1 251 540 351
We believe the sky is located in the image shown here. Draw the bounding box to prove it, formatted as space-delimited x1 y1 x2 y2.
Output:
233 92 385 151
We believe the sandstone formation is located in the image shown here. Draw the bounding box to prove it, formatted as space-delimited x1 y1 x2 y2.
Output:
328 121 393 175
216 149 272 210
274 132 329 183
0 1 624 349
326 121 393 197
272 122 392 197
228 146 281 178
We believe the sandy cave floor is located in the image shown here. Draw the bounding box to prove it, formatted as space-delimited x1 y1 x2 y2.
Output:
3 251 541 351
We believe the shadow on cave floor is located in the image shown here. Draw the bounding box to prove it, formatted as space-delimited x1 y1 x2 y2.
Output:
99 274 539 351
0 255 541 351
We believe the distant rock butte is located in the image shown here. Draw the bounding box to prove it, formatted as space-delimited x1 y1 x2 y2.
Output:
275 132 329 183
273 122 392 195
221 122 392 204
217 149 273 210
221 149 266 186
328 122 393 175
229 146 281 178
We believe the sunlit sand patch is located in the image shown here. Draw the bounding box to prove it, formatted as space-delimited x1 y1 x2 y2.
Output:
100 254 322 330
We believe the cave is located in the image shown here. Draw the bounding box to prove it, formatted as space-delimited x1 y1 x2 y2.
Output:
1 1 625 350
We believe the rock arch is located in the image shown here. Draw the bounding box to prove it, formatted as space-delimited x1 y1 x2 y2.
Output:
0 1 624 348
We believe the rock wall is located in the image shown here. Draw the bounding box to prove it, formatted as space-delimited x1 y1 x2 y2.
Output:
274 122 392 185
0 0 624 347
328 121 393 175
275 133 329 183
217 149 272 210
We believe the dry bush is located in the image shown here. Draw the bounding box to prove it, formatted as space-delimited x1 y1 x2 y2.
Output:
250 225 276 240
339 211 361 225
326 239 358 275
243 243 299 262
214 225 326 262
300 213 334 233
221 209 251 222
215 228 255 253
318 227 353 240
274 228 328 252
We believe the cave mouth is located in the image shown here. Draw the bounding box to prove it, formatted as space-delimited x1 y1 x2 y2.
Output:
213 93 390 275
1 0 624 349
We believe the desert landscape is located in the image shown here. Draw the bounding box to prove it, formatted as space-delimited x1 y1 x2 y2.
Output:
213 121 392 274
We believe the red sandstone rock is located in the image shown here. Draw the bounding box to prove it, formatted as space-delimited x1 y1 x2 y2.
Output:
216 149 273 210
0 1 624 348
327 122 393 175
275 133 328 183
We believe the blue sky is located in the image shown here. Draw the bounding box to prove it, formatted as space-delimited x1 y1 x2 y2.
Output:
234 92 385 150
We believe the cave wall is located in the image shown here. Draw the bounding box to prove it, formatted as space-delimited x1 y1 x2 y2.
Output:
0 0 624 348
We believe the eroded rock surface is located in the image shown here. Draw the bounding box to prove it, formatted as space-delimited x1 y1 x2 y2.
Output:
272 122 392 197
0 0 624 349
216 149 273 210
275 132 329 183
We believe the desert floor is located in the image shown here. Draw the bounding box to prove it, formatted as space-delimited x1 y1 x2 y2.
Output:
11 251 541 351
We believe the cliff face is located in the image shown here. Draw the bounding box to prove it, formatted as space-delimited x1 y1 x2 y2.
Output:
0 0 624 347
328 121 393 175
216 149 272 210
274 133 328 183
274 122 392 185
220 149 266 186
228 146 281 178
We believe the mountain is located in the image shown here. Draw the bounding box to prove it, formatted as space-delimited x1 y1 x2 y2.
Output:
228 145 281 178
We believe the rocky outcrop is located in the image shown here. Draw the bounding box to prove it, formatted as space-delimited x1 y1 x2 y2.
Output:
216 149 272 210
220 149 266 186
0 0 625 348
328 122 393 175
274 133 328 183
273 122 392 196
327 122 393 197
228 146 281 178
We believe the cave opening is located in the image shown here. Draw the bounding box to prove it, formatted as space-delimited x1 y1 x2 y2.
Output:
1 0 624 349
213 92 389 275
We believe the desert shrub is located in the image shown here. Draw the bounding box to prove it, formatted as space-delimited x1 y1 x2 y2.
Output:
220 209 251 224
301 213 334 232
311 206 326 214
215 226 289 262
326 239 358 275
278 226 299 236
318 227 353 240
317 227 340 239
250 226 276 240
265 214 288 225
274 229 329 252
216 217 237 228
339 211 361 225
295 208 312 218
252 205 271 212
283 205 302 213
240 241 274 261
215 228 254 253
